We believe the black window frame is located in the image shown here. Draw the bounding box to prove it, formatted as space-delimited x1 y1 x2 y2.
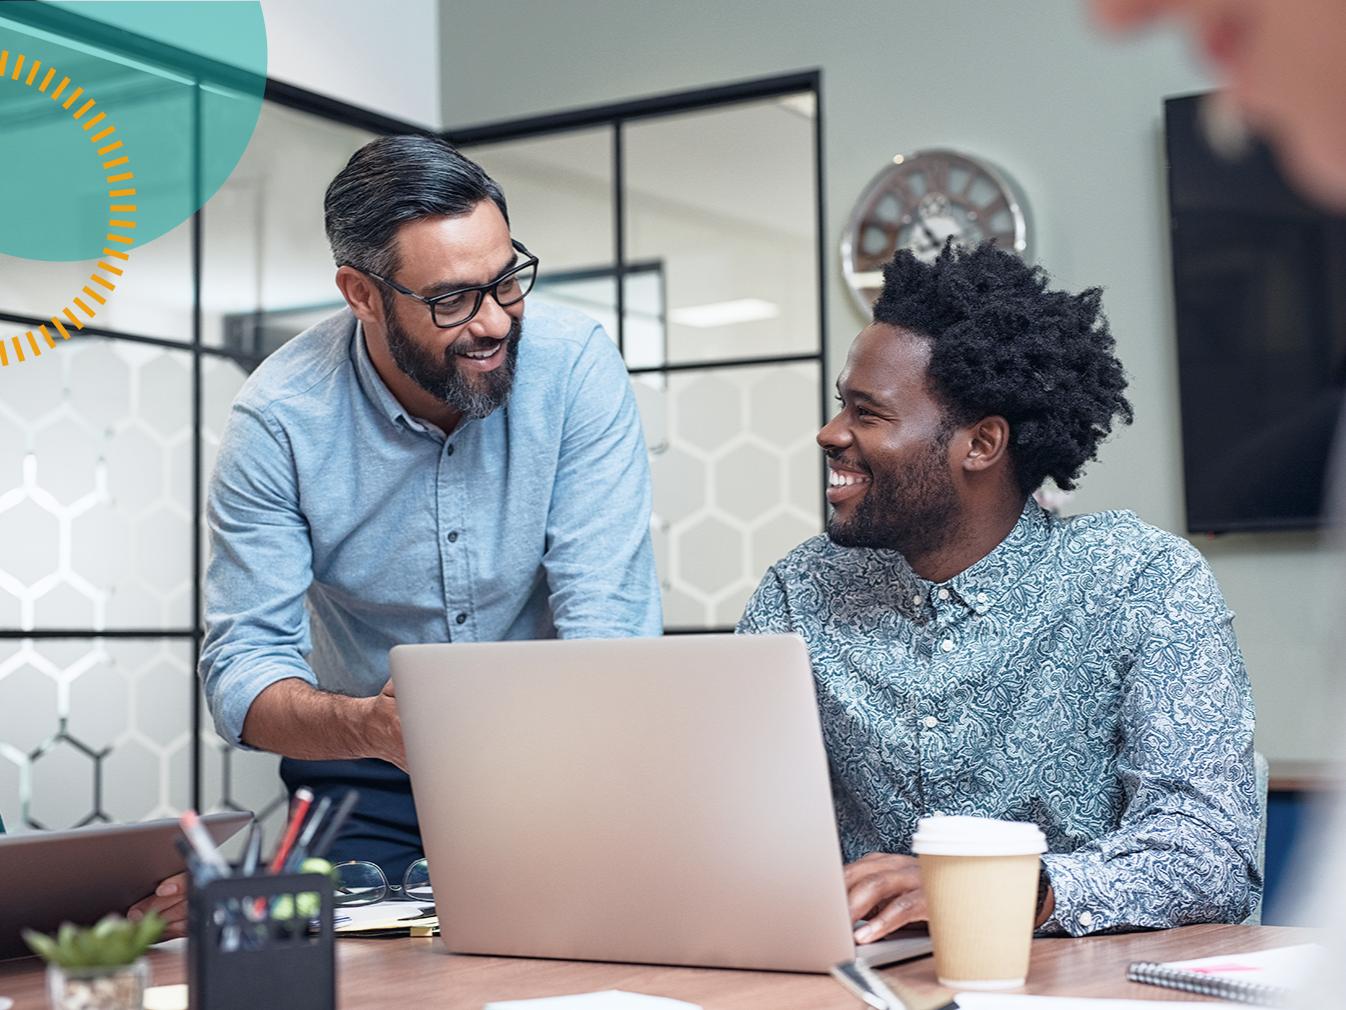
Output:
0 1 829 813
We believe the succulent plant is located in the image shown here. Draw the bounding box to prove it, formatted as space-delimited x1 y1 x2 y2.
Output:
23 913 165 969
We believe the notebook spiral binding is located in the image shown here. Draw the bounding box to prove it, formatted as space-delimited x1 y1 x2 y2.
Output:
1127 960 1291 1007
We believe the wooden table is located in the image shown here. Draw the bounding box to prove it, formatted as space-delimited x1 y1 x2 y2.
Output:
0 924 1314 1009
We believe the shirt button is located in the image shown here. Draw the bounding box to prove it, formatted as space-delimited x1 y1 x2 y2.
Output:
922 715 939 729
912 594 924 607
1078 911 1094 929
447 531 459 543
446 444 455 457
937 588 950 601
976 592 989 604
455 612 467 625
940 638 954 653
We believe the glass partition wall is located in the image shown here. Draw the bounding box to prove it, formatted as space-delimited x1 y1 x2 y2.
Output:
454 74 827 630
0 8 826 835
0 5 404 835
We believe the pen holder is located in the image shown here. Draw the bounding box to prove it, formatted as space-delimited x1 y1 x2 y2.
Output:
188 872 335 1010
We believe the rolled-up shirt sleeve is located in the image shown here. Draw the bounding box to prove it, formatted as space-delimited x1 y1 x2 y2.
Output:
1039 554 1261 935
200 402 317 746
542 327 662 638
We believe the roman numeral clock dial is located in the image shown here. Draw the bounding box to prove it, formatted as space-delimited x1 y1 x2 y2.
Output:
841 148 1031 315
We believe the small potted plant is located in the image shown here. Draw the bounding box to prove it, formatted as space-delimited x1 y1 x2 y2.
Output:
23 913 164 1010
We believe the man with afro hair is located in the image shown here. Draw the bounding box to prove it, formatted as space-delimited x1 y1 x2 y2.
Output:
739 242 1258 941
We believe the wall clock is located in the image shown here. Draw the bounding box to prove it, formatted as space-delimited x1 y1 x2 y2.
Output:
840 148 1030 315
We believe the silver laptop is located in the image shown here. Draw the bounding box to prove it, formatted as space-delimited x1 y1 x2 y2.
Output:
391 633 932 973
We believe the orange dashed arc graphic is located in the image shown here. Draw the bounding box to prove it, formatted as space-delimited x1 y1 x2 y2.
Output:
0 45 135 367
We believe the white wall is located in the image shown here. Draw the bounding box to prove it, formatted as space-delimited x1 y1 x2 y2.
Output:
438 0 1344 765
261 0 440 127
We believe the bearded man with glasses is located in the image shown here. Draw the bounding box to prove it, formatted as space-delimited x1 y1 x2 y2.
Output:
200 135 661 880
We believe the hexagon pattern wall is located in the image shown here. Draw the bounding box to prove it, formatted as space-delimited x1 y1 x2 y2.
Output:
636 362 823 628
0 339 287 836
0 338 193 630
0 637 282 834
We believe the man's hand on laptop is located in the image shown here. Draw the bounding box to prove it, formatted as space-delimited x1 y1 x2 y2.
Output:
844 853 927 943
241 677 408 772
367 677 408 771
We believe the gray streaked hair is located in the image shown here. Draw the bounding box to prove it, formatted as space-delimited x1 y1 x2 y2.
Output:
324 134 508 277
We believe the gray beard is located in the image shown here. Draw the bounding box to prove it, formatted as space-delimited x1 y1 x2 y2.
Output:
383 299 522 419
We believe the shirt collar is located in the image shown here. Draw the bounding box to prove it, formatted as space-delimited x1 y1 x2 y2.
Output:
350 319 446 435
940 498 1052 616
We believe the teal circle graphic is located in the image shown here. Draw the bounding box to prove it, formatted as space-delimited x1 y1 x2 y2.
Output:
0 1 266 262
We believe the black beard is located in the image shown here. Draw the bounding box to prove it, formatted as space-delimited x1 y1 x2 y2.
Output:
825 433 958 557
383 297 522 419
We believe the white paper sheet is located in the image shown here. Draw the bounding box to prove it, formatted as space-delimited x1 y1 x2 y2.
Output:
143 983 189 1010
954 996 1202 1010
333 899 437 933
482 991 701 1010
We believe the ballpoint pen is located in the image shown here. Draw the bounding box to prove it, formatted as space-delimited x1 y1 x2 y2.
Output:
241 821 264 876
310 789 360 860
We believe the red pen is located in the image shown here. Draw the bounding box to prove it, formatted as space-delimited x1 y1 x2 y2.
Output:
269 787 314 874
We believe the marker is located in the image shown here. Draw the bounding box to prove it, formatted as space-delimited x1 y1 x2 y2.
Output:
173 836 204 884
268 787 314 874
179 811 230 879
283 795 332 873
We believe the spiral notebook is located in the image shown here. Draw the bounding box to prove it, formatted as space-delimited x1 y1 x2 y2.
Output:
1127 943 1322 1006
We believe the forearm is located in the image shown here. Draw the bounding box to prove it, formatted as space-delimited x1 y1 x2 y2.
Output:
1045 554 1260 935
240 678 391 764
1038 817 1257 935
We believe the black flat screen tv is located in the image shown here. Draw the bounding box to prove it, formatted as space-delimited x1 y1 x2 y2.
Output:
1165 92 1346 533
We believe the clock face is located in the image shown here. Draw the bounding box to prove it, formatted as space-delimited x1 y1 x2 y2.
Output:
841 149 1030 315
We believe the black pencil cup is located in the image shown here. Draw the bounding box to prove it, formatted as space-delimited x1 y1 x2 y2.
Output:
188 872 335 1010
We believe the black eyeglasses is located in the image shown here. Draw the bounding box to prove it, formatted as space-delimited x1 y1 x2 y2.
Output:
355 239 539 328
333 858 432 906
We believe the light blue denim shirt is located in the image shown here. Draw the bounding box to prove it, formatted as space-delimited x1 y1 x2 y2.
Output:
202 302 661 746
739 501 1260 936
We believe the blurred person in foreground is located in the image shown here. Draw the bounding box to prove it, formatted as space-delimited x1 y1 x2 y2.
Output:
1093 0 1346 999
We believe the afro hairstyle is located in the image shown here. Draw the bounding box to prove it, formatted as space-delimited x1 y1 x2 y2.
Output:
871 241 1133 495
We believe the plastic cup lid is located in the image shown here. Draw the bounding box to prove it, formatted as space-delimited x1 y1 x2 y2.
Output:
910 815 1047 856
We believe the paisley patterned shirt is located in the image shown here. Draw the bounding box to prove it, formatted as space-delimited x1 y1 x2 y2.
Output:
738 500 1260 936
